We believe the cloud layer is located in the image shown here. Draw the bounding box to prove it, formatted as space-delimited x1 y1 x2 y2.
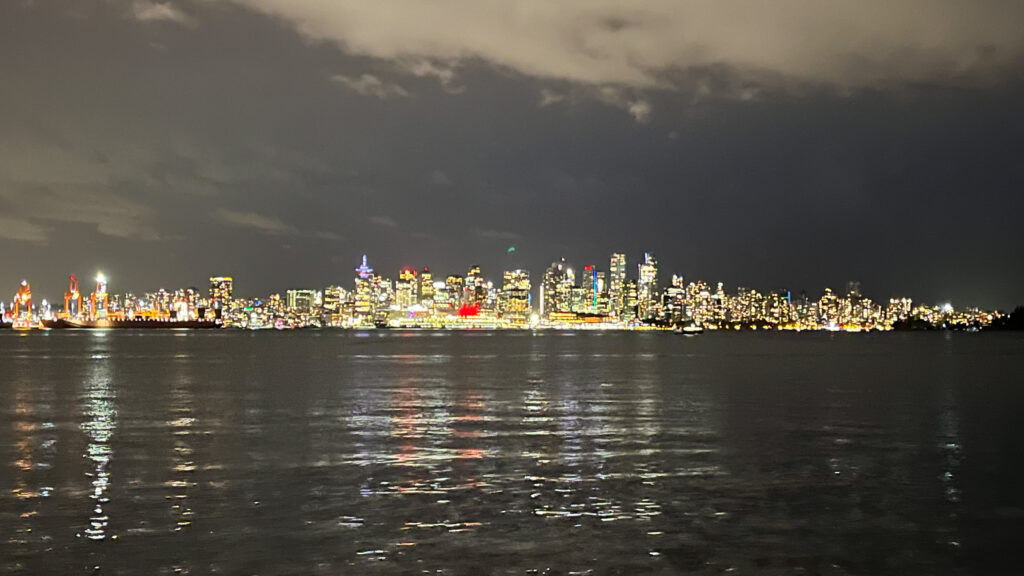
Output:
235 0 1024 89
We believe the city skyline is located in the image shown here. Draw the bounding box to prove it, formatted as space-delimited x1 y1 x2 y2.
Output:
3 249 1007 314
3 250 1004 333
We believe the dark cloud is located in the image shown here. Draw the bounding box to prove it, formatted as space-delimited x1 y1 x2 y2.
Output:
233 0 1024 89
0 0 1022 308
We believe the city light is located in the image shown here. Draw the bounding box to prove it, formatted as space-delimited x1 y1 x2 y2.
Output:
2 253 1004 332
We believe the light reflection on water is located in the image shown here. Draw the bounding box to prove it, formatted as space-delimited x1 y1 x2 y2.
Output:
0 331 1020 574
81 355 116 542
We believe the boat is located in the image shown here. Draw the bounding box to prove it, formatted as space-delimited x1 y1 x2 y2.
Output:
43 318 221 329
673 323 704 336
11 318 38 331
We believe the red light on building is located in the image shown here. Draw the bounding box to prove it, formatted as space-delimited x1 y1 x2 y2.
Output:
457 304 480 317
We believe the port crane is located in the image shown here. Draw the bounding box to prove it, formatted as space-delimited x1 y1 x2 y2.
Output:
12 280 34 330
64 275 83 319
89 274 109 320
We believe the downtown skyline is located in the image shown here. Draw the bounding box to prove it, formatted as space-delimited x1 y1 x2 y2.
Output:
3 250 1003 332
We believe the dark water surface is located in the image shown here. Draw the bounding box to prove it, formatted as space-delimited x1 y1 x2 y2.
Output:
1 331 1022 575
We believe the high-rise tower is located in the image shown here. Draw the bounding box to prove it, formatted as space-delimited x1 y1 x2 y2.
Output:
637 252 659 321
609 253 627 317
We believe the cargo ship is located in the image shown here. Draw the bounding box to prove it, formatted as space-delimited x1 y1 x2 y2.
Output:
672 322 704 336
43 318 222 329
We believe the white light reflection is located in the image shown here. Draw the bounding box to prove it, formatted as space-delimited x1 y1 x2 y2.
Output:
938 384 962 507
11 375 57 548
80 359 117 542
166 375 197 533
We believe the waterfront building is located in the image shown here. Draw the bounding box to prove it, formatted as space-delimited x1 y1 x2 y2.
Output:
637 252 659 321
323 285 346 325
663 274 686 323
501 269 531 321
396 267 417 310
443 275 463 310
419 267 434 306
542 258 575 319
465 265 487 306
623 279 638 321
286 289 317 314
580 265 600 314
209 276 233 310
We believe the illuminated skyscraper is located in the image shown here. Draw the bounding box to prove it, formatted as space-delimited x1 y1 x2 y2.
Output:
372 276 393 319
354 255 375 319
209 276 233 309
501 269 531 320
664 274 686 323
419 267 434 305
323 285 346 325
542 259 569 319
465 265 486 306
443 275 463 310
396 267 417 310
623 279 638 321
595 271 609 314
286 289 317 314
579 265 607 314
609 253 626 317
637 252 659 321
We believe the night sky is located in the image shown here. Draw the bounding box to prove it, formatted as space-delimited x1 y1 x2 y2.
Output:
2 1 1023 308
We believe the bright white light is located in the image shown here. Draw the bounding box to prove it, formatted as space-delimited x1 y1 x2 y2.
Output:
96 273 107 285
942 303 954 313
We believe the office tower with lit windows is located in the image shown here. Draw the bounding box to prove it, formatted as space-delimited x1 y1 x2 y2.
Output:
637 252 659 321
558 265 575 314
396 267 417 310
579 265 607 315
541 259 571 319
595 271 609 314
323 285 346 325
609 253 626 317
443 275 463 310
286 289 317 314
663 274 686 323
465 265 487 306
418 267 434 305
372 276 393 316
581 266 597 313
623 279 639 321
501 269 531 321
209 276 233 310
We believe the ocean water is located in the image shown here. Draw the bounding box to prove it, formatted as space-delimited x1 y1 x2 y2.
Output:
1 330 1022 575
